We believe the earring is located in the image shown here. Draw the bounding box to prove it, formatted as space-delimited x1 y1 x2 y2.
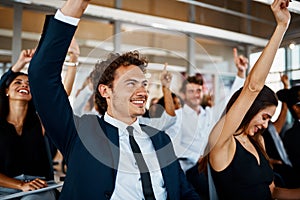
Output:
6 94 8 96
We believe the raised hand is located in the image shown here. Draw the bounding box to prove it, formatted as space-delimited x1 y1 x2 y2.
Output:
61 0 91 18
271 0 291 28
280 74 289 89
233 48 248 78
160 63 172 89
12 49 36 72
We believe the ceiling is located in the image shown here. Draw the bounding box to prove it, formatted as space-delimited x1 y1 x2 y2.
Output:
0 0 299 72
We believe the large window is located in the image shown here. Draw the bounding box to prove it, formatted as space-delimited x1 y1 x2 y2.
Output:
290 44 300 85
250 48 286 92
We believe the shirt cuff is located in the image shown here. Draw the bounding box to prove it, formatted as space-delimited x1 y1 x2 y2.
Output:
54 9 80 26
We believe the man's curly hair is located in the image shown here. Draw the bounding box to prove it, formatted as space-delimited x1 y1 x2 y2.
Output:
93 51 148 115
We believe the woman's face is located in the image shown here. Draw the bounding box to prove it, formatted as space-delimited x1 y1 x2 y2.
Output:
6 75 31 102
245 105 276 136
173 96 182 110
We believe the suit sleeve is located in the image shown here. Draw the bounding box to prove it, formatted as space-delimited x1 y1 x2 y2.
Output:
28 15 78 159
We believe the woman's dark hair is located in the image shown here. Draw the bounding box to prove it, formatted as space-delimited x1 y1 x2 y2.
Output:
0 72 36 120
224 85 278 134
94 51 148 114
151 93 183 118
199 85 278 173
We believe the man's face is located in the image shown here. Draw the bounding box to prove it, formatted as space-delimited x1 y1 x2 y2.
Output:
292 103 300 120
184 83 203 110
105 65 149 124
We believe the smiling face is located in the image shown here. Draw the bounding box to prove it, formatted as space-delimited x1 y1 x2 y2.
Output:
100 65 149 124
291 103 300 120
173 96 182 110
245 105 276 136
6 75 31 102
184 83 203 111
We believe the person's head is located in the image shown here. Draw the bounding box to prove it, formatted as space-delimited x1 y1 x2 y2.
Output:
277 85 300 120
150 97 159 107
152 93 183 118
224 85 278 137
173 94 183 110
0 72 32 119
201 93 214 108
180 76 203 111
95 51 148 124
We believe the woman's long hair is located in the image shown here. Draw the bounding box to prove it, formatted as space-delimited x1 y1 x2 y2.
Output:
199 85 278 173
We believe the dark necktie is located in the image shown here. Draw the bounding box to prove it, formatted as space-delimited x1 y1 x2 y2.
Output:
127 126 156 200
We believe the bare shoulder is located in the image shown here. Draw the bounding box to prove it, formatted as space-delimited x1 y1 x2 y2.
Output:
209 136 236 172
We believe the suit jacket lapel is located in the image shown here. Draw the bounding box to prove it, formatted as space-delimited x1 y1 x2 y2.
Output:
98 116 120 180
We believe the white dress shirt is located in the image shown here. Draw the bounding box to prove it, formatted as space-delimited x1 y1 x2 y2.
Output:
176 105 213 171
54 9 80 26
139 111 177 131
174 75 245 172
104 113 167 200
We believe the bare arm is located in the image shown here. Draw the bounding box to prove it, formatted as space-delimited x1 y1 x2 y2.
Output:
11 49 35 72
270 182 300 199
209 0 290 170
273 74 289 133
161 63 175 116
0 173 47 192
63 37 80 96
233 48 248 79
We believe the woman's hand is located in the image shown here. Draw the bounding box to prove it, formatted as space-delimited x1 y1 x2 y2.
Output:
233 48 248 78
19 178 48 192
12 49 36 72
271 0 291 28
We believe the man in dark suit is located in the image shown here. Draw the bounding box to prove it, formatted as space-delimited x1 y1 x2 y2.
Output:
28 0 200 199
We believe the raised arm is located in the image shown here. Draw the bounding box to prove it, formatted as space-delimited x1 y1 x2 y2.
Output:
0 49 35 86
209 0 290 168
233 48 248 79
60 0 89 18
63 37 80 96
273 74 289 133
160 63 175 117
11 49 35 73
28 0 90 155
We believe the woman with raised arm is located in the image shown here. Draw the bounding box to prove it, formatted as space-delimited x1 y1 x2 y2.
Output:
0 49 57 199
206 0 300 199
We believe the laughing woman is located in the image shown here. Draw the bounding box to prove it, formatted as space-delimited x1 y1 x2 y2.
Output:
206 0 300 199
0 49 57 200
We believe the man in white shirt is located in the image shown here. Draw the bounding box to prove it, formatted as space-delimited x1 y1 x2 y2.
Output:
174 49 248 198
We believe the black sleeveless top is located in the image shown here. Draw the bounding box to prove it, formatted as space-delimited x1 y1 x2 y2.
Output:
210 138 273 200
0 114 53 180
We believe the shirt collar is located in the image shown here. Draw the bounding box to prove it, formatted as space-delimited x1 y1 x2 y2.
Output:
183 104 205 115
103 113 143 137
